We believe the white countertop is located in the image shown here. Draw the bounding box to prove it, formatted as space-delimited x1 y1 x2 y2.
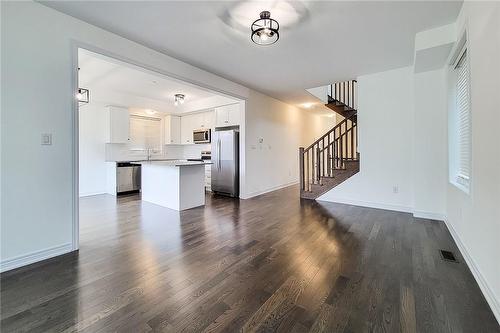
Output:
131 160 211 167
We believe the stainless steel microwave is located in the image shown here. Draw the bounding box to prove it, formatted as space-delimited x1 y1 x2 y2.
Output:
193 129 211 144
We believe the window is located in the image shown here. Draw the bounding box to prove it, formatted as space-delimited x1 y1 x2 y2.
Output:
129 115 162 152
450 44 471 192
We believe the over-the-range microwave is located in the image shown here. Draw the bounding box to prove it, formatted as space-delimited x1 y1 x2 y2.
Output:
193 128 211 144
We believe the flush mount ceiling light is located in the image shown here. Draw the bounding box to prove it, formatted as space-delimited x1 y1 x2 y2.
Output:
76 88 89 104
174 94 185 106
251 11 279 45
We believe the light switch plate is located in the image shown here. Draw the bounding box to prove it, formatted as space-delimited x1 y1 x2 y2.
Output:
41 133 52 145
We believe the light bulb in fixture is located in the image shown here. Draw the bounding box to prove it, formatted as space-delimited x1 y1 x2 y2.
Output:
251 11 279 46
76 92 83 100
174 93 185 106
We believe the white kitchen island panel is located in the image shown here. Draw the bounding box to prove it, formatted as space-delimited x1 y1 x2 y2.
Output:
137 161 206 211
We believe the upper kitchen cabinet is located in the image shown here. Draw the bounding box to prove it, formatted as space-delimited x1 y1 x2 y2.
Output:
164 115 181 144
105 106 130 143
180 114 194 144
190 111 214 130
215 103 240 127
202 111 214 129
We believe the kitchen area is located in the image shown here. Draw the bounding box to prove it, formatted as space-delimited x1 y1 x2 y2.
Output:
78 49 243 211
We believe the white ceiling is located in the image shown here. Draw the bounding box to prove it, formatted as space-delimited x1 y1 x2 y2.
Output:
78 49 238 114
47 1 462 106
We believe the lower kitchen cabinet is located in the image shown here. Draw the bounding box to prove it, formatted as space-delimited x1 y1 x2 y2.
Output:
205 164 211 191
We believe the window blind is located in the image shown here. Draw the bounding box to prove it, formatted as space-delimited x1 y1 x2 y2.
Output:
455 50 471 182
129 115 162 151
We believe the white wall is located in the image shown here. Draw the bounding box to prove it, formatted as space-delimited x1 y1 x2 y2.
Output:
1 2 330 270
78 102 107 196
0 2 291 269
243 90 329 198
413 69 447 219
445 2 500 321
318 67 416 212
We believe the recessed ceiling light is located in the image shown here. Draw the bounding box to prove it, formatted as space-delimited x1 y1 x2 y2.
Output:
302 103 314 109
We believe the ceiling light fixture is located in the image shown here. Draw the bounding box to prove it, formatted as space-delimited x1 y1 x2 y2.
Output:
174 94 185 106
251 11 279 46
76 88 89 104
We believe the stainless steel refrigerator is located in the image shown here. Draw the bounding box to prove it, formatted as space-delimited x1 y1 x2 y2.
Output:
211 129 239 197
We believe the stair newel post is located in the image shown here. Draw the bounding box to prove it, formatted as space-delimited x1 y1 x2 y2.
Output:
299 147 305 191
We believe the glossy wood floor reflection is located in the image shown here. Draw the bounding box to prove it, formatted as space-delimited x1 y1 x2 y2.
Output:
1 186 498 332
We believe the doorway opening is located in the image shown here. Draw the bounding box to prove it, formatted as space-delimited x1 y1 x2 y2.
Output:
74 47 245 250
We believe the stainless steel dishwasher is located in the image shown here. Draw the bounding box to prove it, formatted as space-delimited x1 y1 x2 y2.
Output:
116 162 141 194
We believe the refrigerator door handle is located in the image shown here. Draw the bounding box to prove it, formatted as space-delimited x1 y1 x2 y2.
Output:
218 139 221 171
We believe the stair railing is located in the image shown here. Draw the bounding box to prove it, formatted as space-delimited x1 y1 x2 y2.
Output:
299 115 358 193
328 80 357 110
299 79 359 194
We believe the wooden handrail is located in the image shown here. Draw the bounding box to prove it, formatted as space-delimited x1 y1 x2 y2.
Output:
300 79 358 194
304 114 355 153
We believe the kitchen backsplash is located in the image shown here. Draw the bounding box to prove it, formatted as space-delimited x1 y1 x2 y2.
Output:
105 143 211 161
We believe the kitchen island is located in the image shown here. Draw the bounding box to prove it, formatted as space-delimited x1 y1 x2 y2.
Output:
132 160 208 211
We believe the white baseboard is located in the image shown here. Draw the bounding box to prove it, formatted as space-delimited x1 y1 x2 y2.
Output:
241 181 298 199
317 197 413 214
0 243 73 273
79 191 106 197
412 211 446 221
444 218 500 324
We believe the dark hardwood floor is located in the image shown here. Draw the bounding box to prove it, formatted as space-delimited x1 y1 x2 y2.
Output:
1 186 498 332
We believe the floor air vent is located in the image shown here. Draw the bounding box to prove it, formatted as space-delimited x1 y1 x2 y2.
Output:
440 249 458 263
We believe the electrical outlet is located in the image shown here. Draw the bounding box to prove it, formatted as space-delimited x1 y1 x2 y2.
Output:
392 186 399 194
41 133 52 145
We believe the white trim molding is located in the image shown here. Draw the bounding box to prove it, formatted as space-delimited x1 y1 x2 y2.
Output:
241 181 298 200
412 211 446 221
444 218 500 324
0 243 73 273
316 197 413 214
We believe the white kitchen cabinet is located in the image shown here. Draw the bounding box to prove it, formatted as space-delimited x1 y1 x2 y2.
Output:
215 104 240 127
105 106 130 143
205 164 211 191
190 111 214 129
203 111 214 129
179 111 215 144
180 114 195 144
191 113 204 129
164 115 181 144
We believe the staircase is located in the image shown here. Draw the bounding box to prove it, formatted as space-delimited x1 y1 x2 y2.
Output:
300 80 359 199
